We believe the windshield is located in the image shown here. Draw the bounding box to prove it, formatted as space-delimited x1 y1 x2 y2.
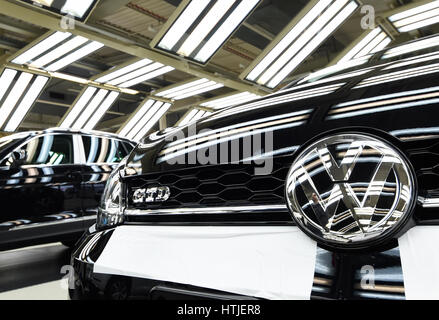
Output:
0 133 30 154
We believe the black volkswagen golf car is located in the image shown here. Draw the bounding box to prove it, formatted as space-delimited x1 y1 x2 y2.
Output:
71 35 439 300
0 128 135 250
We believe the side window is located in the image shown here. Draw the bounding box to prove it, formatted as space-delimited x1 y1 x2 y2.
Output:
122 142 134 154
83 135 103 163
18 134 73 165
110 140 129 163
82 136 130 164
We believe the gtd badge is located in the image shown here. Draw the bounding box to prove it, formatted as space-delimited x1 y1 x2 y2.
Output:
132 186 170 203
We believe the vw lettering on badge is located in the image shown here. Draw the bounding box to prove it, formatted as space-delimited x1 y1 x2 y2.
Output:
132 186 171 204
285 133 416 249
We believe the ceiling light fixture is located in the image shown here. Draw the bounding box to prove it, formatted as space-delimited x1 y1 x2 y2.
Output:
11 31 104 72
151 0 261 64
5 76 49 132
0 68 49 131
155 78 224 100
60 87 120 130
18 0 98 21
118 99 172 141
95 58 174 88
389 1 439 33
241 0 359 89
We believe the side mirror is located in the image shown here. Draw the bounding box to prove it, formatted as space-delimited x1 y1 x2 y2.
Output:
10 150 27 167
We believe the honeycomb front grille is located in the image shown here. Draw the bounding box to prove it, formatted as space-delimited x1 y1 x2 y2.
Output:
126 160 292 209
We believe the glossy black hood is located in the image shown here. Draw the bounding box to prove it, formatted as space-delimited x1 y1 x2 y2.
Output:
125 49 439 183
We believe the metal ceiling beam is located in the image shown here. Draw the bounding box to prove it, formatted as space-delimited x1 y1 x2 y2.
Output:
4 62 146 96
242 22 275 41
96 115 129 131
36 99 125 116
0 0 265 96
0 20 39 38
89 0 132 21
21 113 61 130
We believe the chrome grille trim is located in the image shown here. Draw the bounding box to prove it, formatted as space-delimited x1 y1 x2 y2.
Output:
124 205 288 216
418 196 439 208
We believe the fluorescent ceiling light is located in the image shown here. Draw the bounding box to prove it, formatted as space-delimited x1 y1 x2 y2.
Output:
155 78 208 97
158 0 211 51
126 101 165 140
61 0 96 18
5 76 49 132
242 0 358 89
12 32 70 65
200 92 260 109
132 102 172 142
0 69 49 131
18 0 97 21
72 89 108 129
95 59 174 88
119 99 172 141
389 1 439 32
95 59 152 83
61 87 96 128
108 63 163 86
12 31 103 71
119 99 156 137
152 0 261 64
155 78 224 100
0 69 17 102
177 0 235 57
338 27 391 64
60 87 119 130
119 66 175 88
83 91 120 130
0 72 33 128
382 35 439 59
46 41 104 72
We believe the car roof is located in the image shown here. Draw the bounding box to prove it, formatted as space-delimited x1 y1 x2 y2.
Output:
9 127 136 145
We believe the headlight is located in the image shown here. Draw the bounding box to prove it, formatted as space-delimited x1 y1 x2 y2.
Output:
97 168 125 230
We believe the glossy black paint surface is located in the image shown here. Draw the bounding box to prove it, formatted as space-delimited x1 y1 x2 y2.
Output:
0 129 135 250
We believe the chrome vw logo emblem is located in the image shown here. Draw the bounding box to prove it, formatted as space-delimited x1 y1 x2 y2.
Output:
286 133 415 248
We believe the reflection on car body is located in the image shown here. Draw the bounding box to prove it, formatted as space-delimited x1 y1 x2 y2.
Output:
0 128 135 250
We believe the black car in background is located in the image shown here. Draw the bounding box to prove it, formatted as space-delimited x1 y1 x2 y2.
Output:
0 128 135 250
72 35 439 300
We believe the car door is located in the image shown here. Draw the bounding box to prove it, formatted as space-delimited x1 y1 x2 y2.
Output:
0 133 83 248
79 135 131 226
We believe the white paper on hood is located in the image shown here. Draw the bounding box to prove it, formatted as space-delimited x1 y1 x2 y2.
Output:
398 226 439 300
94 225 317 300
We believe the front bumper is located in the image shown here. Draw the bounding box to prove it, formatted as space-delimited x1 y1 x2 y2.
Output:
70 226 258 300
70 224 407 300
